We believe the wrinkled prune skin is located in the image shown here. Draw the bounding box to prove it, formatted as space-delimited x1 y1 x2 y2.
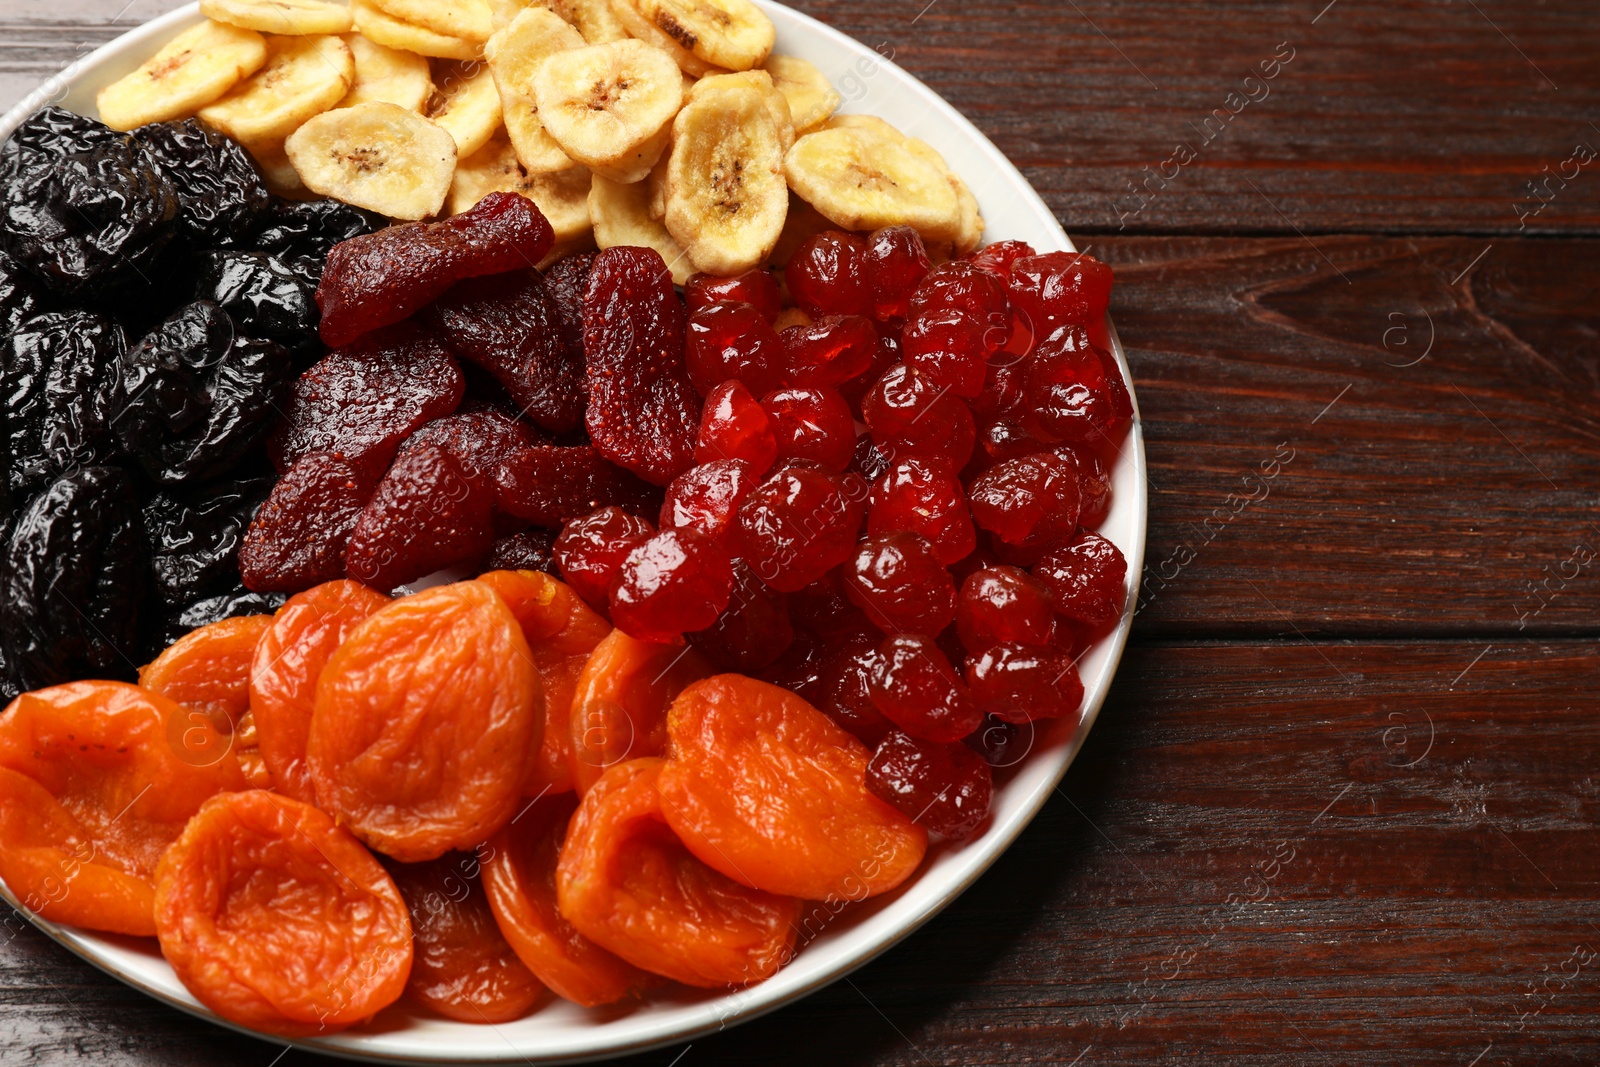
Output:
0 249 42 341
114 300 293 485
428 270 583 434
4 310 126 496
196 250 317 344
134 118 270 249
142 476 272 607
161 586 286 648
251 196 386 271
0 466 145 696
0 107 178 298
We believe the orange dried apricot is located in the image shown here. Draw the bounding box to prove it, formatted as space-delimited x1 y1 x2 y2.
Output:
476 570 611 796
658 675 927 901
307 581 541 862
555 758 800 988
387 851 546 1023
154 790 412 1036
0 681 243 936
139 615 275 789
482 793 650 1007
567 630 713 795
249 580 390 803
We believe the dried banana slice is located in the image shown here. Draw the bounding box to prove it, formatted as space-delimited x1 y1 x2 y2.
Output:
200 0 353 35
351 0 482 59
590 174 693 284
784 124 961 242
369 0 494 43
96 19 266 130
286 100 458 218
426 60 503 157
944 170 984 255
486 8 585 173
489 0 533 30
198 34 355 144
646 151 669 219
534 39 683 183
828 115 985 252
448 135 592 242
664 84 786 275
689 70 793 152
337 32 433 111
762 54 839 133
607 0 716 77
633 0 772 72
547 0 628 42
244 138 305 195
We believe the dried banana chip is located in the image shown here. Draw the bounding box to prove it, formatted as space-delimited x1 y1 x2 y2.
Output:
534 39 683 183
352 0 482 59
200 0 353 36
369 0 493 42
337 32 433 111
763 54 838 133
486 7 585 173
784 124 961 241
549 0 628 43
944 170 983 255
426 60 503 157
607 0 716 77
197 33 355 144
286 100 457 218
97 19 266 130
828 115 984 252
633 0 771 72
689 70 793 152
590 174 693 284
244 138 306 196
646 151 669 219
664 84 786 275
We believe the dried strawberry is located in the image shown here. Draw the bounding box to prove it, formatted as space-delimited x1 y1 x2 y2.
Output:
484 529 558 575
694 380 778 472
492 446 659 526
399 410 536 491
542 251 594 360
344 443 495 590
239 452 377 593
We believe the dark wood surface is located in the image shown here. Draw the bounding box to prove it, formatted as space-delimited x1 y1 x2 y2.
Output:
4 1 1599 1064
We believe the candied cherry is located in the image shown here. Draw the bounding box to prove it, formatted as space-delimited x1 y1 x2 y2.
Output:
1032 532 1128 628
967 451 1081 547
844 533 956 636
610 529 735 645
684 270 782 323
861 363 976 469
553 507 656 613
689 559 794 671
869 456 975 565
1023 324 1118 448
957 566 1057 651
694 380 778 471
819 630 897 746
685 301 784 398
867 633 983 743
966 643 1084 724
1065 445 1114 528
786 567 856 634
977 417 1049 466
965 714 1027 768
971 359 1025 424
867 731 992 839
659 459 759 547
901 262 1012 399
864 226 933 322
734 464 867 593
787 231 872 317
780 315 879 389
754 628 829 706
840 320 903 410
762 386 856 473
853 436 892 483
1008 251 1114 337
967 240 1038 281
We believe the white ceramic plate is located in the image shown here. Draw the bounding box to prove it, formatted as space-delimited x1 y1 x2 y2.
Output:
0 4 1147 1062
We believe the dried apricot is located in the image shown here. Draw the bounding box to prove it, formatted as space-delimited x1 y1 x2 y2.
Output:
482 794 649 1006
0 682 243 936
387 851 545 1023
249 580 390 804
140 615 275 787
476 569 610 797
307 581 541 861
567 630 713 795
154 790 412 1036
658 675 927 901
555 759 800 988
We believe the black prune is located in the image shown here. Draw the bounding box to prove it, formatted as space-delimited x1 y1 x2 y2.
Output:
0 106 120 185
195 250 317 344
0 108 178 298
0 249 42 341
4 310 126 497
251 197 386 286
113 300 293 485
0 466 146 695
159 586 286 648
134 118 270 249
142 476 272 607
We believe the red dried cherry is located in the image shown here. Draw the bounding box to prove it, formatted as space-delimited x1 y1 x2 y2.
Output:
861 363 976 470
1022 325 1118 448
553 507 656 613
344 443 495 590
694 380 778 472
1032 532 1127 628
780 315 879 389
956 566 1056 651
864 226 932 322
965 714 1026 767
610 529 734 645
684 270 782 323
967 240 1038 281
685 301 784 398
966 643 1084 724
787 232 872 317
754 628 828 706
869 456 975 565
688 559 794 671
1008 251 1114 338
819 631 896 747
967 451 1080 547
867 730 992 839
867 633 983 743
493 445 660 526
762 386 856 473
659 459 758 547
840 320 903 410
844 532 956 636
734 465 866 593
1064 445 1113 528
971 360 1024 425
786 567 856 634
901 262 1011 398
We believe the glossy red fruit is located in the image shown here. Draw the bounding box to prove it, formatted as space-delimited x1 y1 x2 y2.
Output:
864 226 932 322
610 529 735 645
901 262 1011 399
780 315 879 389
1032 532 1127 628
553 507 656 613
976 417 1049 466
240 452 377 593
867 731 992 839
1022 325 1119 448
1008 251 1114 340
970 360 1025 424
688 560 794 671
344 443 496 590
968 451 1081 547
869 457 975 565
787 232 872 317
685 301 784 398
966 643 1084 724
844 533 956 636
965 714 1026 767
967 240 1038 281
956 566 1056 652
1065 446 1113 528
684 270 782 323
762 387 856 473
693 380 778 471
734 465 867 593
840 320 902 410
867 633 983 743
819 631 896 747
860 363 976 470
659 459 758 547
493 446 660 526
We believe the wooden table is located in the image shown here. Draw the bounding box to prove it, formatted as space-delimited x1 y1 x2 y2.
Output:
5 1 1599 1063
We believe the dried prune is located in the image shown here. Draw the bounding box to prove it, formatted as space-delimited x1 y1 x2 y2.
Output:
582 247 699 486
161 586 286 648
428 270 584 434
269 322 464 477
1 467 145 695
344 443 496 591
485 529 558 575
115 301 293 485
143 476 272 607
4 310 125 496
134 118 270 248
0 107 178 297
250 196 385 286
0 249 42 340
494 446 660 526
239 451 378 593
318 191 554 347
194 251 317 344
